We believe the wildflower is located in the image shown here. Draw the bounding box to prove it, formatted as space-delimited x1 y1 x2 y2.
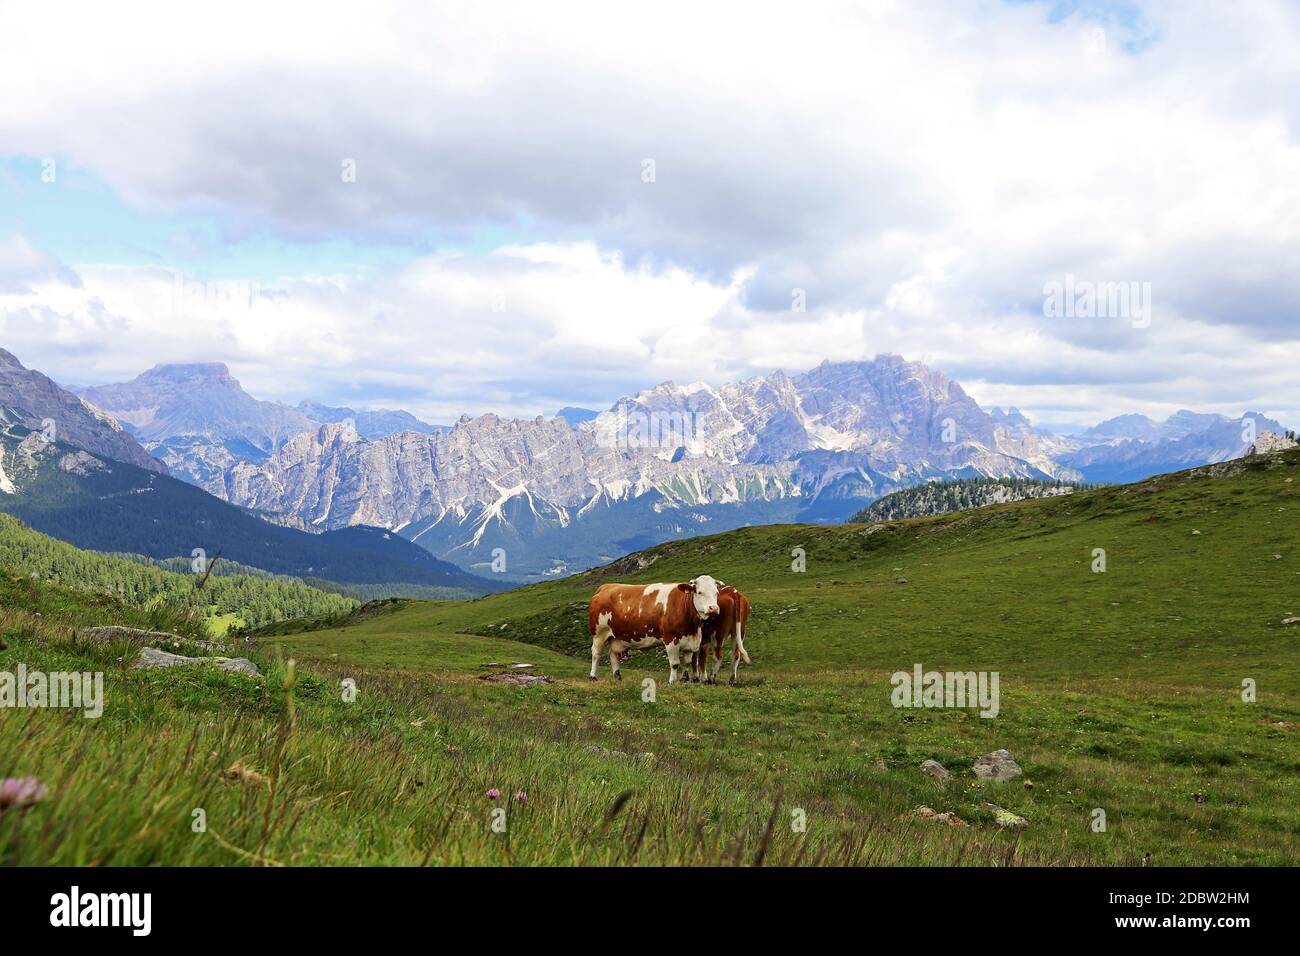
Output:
486 788 501 800
0 777 48 811
514 790 527 804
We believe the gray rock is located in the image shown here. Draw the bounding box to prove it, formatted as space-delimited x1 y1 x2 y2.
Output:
81 626 181 645
478 672 552 686
1247 431 1298 456
80 627 228 654
973 749 1023 781
133 646 259 675
920 759 951 781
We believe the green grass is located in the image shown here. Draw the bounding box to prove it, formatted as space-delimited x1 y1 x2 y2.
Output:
3 450 1299 865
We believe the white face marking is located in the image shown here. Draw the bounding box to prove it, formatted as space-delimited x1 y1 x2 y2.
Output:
643 583 674 608
689 574 721 619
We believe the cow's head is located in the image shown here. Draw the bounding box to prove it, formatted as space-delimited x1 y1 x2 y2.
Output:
683 574 721 619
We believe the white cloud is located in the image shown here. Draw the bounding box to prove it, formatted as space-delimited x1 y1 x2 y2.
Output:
1 1 1298 429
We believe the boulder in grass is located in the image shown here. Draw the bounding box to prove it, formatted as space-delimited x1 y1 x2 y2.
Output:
133 646 259 676
973 749 1023 781
920 759 951 781
81 627 228 654
81 626 181 645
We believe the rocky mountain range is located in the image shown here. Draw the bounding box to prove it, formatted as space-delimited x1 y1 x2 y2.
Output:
206 355 1090 578
3 346 1287 582
76 364 442 488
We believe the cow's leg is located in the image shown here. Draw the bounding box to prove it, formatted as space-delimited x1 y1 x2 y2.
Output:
609 640 625 681
683 627 703 683
709 634 724 683
665 641 682 683
590 617 612 680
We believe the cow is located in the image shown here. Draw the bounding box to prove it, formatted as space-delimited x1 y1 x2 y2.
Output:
587 575 721 683
693 584 752 684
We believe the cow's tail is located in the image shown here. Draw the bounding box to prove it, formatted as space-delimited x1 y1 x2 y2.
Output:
734 622 751 664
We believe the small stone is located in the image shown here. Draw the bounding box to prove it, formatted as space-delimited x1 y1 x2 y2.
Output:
973 749 1023 781
1282 617 1300 626
920 759 951 781
895 578 909 585
909 805 968 828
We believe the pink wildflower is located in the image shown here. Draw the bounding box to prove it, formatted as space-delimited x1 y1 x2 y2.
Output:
0 777 48 811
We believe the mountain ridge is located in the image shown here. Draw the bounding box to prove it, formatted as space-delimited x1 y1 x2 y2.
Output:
18 347 1293 581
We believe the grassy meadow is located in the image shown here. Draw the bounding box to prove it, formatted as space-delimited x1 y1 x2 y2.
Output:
2 450 1298 865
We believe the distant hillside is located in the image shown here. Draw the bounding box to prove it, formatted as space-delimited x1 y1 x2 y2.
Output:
0 512 354 629
0 425 498 598
849 476 1082 522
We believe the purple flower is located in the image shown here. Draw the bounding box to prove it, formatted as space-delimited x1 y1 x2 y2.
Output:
0 777 48 811
486 788 501 800
513 790 527 804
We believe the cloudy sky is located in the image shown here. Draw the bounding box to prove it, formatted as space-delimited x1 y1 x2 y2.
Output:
1 0 1297 432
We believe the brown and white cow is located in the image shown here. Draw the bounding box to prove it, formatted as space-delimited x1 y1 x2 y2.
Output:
587 575 721 683
693 584 752 684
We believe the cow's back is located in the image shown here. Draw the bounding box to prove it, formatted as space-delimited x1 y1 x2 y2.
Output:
705 588 733 639
588 582 665 636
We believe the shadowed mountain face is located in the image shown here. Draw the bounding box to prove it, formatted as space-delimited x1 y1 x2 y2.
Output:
0 348 165 475
0 418 497 596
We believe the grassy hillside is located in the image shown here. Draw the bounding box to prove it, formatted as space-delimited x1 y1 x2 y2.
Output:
0 513 354 629
3 450 1298 865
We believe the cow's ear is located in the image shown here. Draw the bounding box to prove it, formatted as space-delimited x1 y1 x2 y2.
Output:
678 581 695 593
